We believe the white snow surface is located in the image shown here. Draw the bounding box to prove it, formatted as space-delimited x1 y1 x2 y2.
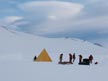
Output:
0 26 108 81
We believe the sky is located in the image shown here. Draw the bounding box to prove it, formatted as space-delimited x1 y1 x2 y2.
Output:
0 0 108 47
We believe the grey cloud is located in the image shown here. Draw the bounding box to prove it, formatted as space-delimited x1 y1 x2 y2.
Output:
0 0 108 44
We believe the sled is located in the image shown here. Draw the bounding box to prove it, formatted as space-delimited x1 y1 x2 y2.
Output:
78 58 90 65
58 61 73 65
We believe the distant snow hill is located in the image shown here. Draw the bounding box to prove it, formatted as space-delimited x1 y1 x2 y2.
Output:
0 26 108 62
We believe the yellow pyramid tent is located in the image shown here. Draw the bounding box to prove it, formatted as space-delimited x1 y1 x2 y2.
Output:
36 49 52 62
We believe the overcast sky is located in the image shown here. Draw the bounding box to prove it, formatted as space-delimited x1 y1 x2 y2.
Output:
0 0 108 47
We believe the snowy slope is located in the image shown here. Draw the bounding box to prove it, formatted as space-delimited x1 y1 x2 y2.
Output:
0 26 108 62
0 26 108 81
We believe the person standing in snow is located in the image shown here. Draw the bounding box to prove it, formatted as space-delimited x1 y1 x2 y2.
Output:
73 53 76 63
89 55 93 64
34 56 37 61
78 55 83 64
59 54 63 63
69 53 73 63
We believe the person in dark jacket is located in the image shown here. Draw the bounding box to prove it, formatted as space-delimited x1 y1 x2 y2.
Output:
59 54 63 63
78 55 83 64
89 55 93 64
73 53 76 63
69 53 73 63
34 56 37 61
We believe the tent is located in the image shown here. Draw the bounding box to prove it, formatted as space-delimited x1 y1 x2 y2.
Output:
35 49 52 62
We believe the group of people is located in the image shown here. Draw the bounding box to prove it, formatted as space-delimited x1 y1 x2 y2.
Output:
59 53 76 64
78 54 93 64
59 53 94 64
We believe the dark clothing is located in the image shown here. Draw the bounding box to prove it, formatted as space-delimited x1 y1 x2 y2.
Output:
34 56 37 61
59 54 63 62
95 62 98 64
89 55 93 64
73 53 76 63
69 54 73 63
79 55 83 63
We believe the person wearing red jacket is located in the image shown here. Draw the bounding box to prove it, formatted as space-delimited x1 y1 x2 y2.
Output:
89 55 93 64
